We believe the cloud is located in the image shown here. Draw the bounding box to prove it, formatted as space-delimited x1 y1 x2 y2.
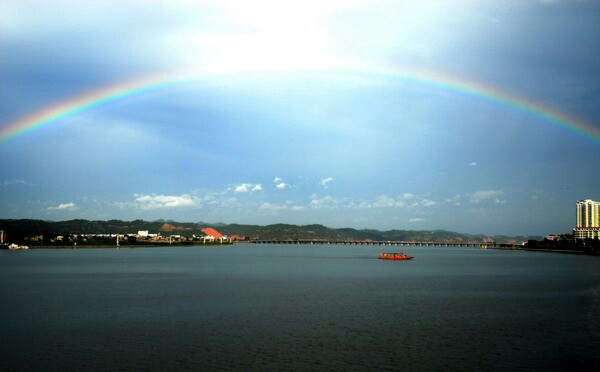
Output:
47 202 78 211
309 195 337 209
408 217 425 223
235 184 251 193
133 194 199 210
469 162 478 167
274 177 290 189
259 202 288 212
373 195 406 208
469 190 506 204
259 200 305 212
234 183 262 193
369 194 434 209
445 194 462 206
320 177 334 187
421 199 436 207
219 197 240 208
2 179 32 186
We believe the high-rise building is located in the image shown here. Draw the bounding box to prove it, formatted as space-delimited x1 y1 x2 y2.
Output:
574 199 600 240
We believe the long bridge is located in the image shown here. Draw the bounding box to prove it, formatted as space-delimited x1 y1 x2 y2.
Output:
250 239 502 248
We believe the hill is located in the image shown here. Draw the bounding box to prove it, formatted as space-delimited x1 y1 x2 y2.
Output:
0 219 538 244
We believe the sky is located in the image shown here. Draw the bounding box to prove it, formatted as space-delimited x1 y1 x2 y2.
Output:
1 0 599 236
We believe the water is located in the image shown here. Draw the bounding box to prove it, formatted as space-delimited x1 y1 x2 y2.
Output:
1 245 598 371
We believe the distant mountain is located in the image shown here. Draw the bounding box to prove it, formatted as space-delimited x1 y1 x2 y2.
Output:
0 219 540 244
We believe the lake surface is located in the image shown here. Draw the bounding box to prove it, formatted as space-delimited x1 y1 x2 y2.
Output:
1 245 598 371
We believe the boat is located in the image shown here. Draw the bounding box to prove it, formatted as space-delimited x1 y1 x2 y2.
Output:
7 243 29 250
379 252 413 260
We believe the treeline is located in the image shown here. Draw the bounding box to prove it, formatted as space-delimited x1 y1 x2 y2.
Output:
0 219 201 239
0 219 539 245
217 223 532 243
525 238 600 254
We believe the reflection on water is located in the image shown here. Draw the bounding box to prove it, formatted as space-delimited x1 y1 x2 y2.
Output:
1 245 598 370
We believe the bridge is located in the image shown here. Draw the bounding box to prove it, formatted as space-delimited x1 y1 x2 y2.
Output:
250 239 500 248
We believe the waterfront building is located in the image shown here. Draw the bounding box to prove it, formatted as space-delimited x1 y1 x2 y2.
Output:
202 227 223 239
574 199 600 240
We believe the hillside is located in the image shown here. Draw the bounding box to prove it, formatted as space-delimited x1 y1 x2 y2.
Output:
0 219 538 244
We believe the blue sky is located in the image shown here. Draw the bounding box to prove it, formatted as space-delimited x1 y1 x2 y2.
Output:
1 0 599 236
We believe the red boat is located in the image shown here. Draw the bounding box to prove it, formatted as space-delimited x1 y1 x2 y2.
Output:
379 252 413 260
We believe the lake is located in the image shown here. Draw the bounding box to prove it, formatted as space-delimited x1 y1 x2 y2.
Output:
1 245 598 371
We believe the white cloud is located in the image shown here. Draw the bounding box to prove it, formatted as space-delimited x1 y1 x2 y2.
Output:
320 177 334 187
445 194 462 206
469 162 478 167
421 199 436 207
373 195 406 208
273 177 290 189
220 197 240 208
259 200 306 212
408 217 425 223
133 194 199 210
309 195 337 209
469 190 506 204
259 202 288 212
47 202 78 211
353 200 373 209
2 179 32 186
369 194 434 209
117 189 244 211
234 183 262 193
235 184 251 193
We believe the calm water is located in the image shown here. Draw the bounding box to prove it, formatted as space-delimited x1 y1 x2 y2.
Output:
1 245 598 371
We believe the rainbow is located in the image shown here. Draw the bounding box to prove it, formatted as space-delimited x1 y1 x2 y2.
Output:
1 65 599 143
0 71 197 142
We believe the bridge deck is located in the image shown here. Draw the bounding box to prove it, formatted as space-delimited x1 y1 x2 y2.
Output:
250 239 500 247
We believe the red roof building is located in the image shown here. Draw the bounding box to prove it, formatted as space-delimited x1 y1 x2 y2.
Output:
201 227 223 239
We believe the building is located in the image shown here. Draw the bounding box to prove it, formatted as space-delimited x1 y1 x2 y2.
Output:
573 199 600 240
200 227 232 243
201 228 223 239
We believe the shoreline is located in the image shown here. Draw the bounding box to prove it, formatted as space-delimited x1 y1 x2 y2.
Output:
8 242 598 256
4 242 236 249
487 245 597 256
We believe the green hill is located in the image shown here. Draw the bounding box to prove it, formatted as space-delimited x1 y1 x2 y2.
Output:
0 219 538 244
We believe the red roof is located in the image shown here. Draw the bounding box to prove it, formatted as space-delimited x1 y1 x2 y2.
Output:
201 228 223 238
